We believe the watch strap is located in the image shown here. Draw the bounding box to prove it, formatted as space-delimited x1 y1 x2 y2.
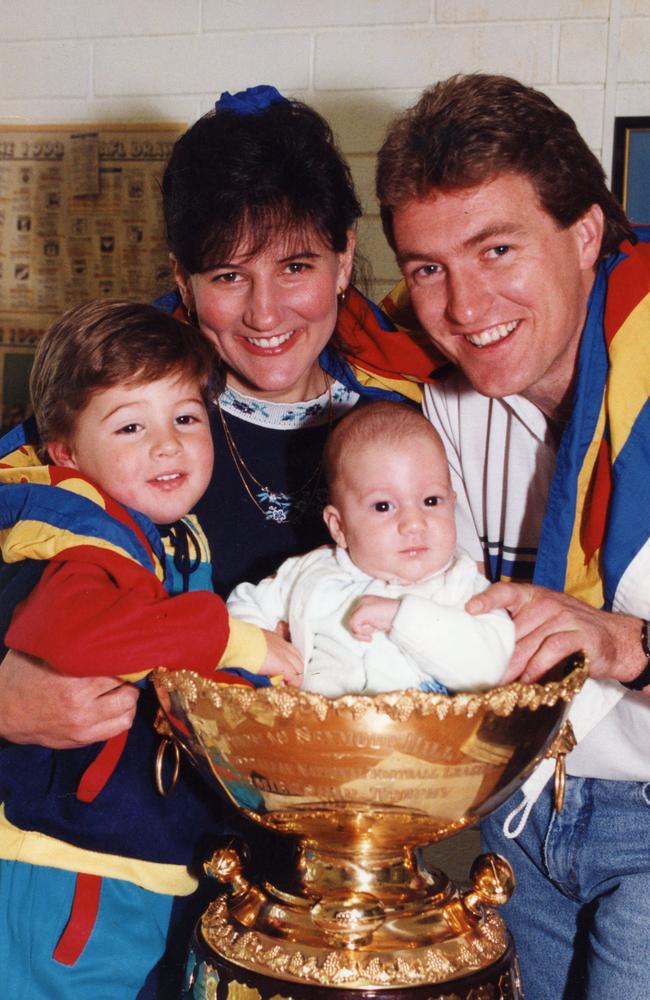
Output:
622 620 650 691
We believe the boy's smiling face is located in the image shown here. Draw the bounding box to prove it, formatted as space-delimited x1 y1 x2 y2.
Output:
323 432 457 585
48 372 213 524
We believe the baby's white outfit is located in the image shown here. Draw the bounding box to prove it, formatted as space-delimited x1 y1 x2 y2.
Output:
228 545 514 697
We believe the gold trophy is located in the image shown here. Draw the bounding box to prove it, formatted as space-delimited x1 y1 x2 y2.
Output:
154 653 586 1000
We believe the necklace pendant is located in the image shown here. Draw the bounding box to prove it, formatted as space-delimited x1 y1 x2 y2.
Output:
217 373 334 524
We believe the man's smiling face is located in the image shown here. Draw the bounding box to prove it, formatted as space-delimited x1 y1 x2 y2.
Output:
392 172 602 419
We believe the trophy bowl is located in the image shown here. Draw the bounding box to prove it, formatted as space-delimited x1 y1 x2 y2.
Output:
154 653 586 1000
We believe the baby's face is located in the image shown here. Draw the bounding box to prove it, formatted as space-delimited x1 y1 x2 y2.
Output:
50 373 213 524
324 433 457 584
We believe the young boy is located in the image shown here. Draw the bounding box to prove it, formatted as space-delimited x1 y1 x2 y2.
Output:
1 300 301 686
228 402 514 697
0 300 300 999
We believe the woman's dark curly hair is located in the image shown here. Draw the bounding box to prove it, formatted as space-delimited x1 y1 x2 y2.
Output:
163 98 361 273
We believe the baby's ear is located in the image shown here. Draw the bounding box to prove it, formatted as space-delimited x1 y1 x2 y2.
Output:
47 440 78 469
323 505 347 549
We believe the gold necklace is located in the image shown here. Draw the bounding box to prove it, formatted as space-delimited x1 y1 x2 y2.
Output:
217 374 333 521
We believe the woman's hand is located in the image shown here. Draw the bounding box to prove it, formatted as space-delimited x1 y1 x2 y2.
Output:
0 650 140 747
260 630 304 687
466 582 648 688
348 596 400 641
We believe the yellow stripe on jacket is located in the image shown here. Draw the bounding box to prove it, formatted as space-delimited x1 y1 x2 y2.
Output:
0 805 197 896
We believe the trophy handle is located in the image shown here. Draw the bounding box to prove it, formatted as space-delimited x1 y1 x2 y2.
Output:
204 843 250 895
204 842 271 928
154 736 180 796
545 720 577 811
462 853 515 916
153 708 183 796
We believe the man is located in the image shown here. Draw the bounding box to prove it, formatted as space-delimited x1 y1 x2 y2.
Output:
377 74 650 1000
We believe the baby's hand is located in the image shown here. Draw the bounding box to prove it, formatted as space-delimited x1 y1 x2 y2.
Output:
348 596 400 641
260 629 304 687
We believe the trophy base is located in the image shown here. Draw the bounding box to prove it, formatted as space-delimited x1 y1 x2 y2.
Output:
183 934 522 999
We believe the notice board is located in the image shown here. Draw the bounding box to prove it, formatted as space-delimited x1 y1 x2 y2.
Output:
0 122 183 429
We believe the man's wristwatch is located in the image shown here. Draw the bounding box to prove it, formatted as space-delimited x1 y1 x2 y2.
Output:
622 620 650 691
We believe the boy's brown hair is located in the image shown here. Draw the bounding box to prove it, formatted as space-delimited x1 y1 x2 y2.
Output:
324 401 447 504
31 299 218 447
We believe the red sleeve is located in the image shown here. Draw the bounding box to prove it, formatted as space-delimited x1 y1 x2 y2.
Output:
5 551 231 679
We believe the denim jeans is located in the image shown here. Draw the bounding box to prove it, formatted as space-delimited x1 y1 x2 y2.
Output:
481 775 650 1000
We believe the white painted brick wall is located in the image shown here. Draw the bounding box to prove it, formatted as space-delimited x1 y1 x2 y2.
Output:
0 0 647 294
93 33 311 96
619 17 650 80
203 0 432 31
315 24 555 89
0 41 89 98
436 1 609 21
623 0 650 15
558 21 609 84
0 1 200 40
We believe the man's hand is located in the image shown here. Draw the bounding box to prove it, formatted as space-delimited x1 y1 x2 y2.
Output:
260 630 304 687
466 582 648 688
348 596 400 641
0 650 140 748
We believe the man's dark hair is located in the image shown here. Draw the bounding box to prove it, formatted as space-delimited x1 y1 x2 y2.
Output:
377 74 633 260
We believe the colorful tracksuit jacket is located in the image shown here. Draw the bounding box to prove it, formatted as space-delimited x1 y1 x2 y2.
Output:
0 463 266 680
0 450 270 964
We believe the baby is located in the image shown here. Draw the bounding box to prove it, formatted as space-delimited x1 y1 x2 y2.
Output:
228 401 514 696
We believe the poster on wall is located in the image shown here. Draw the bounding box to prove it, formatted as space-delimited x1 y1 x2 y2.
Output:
612 116 650 225
0 122 184 431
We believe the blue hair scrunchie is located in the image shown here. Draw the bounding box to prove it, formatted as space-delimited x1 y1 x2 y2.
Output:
215 85 288 115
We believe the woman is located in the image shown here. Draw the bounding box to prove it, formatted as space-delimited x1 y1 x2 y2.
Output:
0 87 437 999
158 84 434 594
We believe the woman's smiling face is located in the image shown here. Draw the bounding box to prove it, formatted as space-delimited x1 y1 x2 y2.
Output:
174 228 355 404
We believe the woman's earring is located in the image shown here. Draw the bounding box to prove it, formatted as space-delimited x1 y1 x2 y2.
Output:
337 287 348 306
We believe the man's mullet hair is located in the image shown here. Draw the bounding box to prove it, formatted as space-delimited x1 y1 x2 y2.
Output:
377 73 634 260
